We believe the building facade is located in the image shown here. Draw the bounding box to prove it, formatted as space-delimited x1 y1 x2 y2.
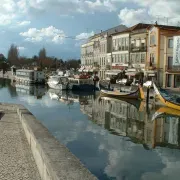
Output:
163 34 180 89
147 24 180 86
80 25 127 79
105 31 130 80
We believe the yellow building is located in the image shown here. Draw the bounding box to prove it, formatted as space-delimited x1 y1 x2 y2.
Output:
163 33 180 89
147 24 180 86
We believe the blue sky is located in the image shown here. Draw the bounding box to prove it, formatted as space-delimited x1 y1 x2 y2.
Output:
1 0 179 60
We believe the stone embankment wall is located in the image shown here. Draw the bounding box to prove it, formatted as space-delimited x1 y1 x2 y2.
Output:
0 103 97 180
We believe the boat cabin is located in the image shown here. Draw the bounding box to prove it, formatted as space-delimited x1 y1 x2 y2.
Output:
16 69 45 84
68 78 93 85
49 76 69 85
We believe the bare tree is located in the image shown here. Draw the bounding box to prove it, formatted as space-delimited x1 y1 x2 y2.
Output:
7 44 19 66
38 48 46 68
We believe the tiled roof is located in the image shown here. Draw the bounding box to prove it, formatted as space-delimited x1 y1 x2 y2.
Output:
89 24 128 39
148 24 180 31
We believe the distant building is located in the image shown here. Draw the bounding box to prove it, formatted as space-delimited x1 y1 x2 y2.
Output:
80 24 127 79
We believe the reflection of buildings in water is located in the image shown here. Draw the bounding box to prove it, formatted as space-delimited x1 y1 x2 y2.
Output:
79 95 95 118
48 89 94 108
15 83 46 98
81 95 180 149
150 116 180 148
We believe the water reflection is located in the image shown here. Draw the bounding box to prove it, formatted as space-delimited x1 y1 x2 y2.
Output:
15 82 46 99
80 96 180 150
0 78 180 179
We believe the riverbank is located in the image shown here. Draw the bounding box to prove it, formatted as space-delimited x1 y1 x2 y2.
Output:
0 103 97 180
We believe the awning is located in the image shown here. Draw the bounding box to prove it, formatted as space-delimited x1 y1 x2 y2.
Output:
125 72 136 76
148 73 156 77
106 71 121 75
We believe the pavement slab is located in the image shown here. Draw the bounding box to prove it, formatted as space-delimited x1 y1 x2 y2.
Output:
0 109 41 180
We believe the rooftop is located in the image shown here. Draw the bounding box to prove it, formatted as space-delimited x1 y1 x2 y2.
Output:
89 24 127 39
149 24 180 31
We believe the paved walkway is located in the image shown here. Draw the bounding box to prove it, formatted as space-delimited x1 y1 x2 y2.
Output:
0 109 41 180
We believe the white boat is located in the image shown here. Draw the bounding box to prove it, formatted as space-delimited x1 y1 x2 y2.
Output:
47 76 70 90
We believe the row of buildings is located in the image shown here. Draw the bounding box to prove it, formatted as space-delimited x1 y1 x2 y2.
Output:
80 23 180 89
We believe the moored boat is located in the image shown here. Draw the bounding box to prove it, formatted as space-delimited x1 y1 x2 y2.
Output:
100 85 144 100
68 76 99 91
47 76 70 90
152 106 180 121
153 83 180 111
99 96 145 111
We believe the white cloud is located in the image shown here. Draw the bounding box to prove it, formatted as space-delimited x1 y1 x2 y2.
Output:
76 31 94 40
118 8 150 26
17 21 31 26
15 0 117 15
118 0 180 26
20 26 65 44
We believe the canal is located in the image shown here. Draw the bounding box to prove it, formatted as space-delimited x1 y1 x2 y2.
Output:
1 78 180 180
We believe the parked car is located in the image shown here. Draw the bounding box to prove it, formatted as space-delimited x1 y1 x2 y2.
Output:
143 81 153 88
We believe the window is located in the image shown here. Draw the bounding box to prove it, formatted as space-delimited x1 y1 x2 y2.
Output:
174 75 180 88
113 40 116 50
125 38 129 50
150 35 156 45
118 54 120 62
167 74 173 87
150 53 155 64
136 54 140 63
119 54 122 62
168 39 173 48
141 54 145 63
136 39 140 47
126 54 129 63
131 54 135 63
167 56 173 69
122 38 125 50
122 54 125 63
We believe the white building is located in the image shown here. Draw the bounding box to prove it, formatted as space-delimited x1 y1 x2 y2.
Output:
106 30 130 80
80 25 127 79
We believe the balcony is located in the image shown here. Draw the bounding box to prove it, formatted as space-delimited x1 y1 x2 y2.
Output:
165 65 180 72
131 46 147 52
112 46 129 52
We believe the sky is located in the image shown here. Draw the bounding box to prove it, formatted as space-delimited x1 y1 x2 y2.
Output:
1 0 180 60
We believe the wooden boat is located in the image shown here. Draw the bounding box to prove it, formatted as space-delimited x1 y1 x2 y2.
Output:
153 83 180 111
152 106 180 121
100 85 144 100
99 96 145 111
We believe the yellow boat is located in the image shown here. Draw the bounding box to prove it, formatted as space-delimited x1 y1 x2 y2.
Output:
99 96 145 111
153 83 180 111
100 85 144 100
152 106 180 121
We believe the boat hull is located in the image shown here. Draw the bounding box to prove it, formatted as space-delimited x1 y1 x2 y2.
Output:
47 82 68 90
100 86 144 100
70 84 99 91
153 83 180 111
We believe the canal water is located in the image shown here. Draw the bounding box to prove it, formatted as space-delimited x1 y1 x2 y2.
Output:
1 78 180 180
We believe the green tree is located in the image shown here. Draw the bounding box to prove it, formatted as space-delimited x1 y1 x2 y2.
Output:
0 55 9 75
7 44 19 66
38 48 46 68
